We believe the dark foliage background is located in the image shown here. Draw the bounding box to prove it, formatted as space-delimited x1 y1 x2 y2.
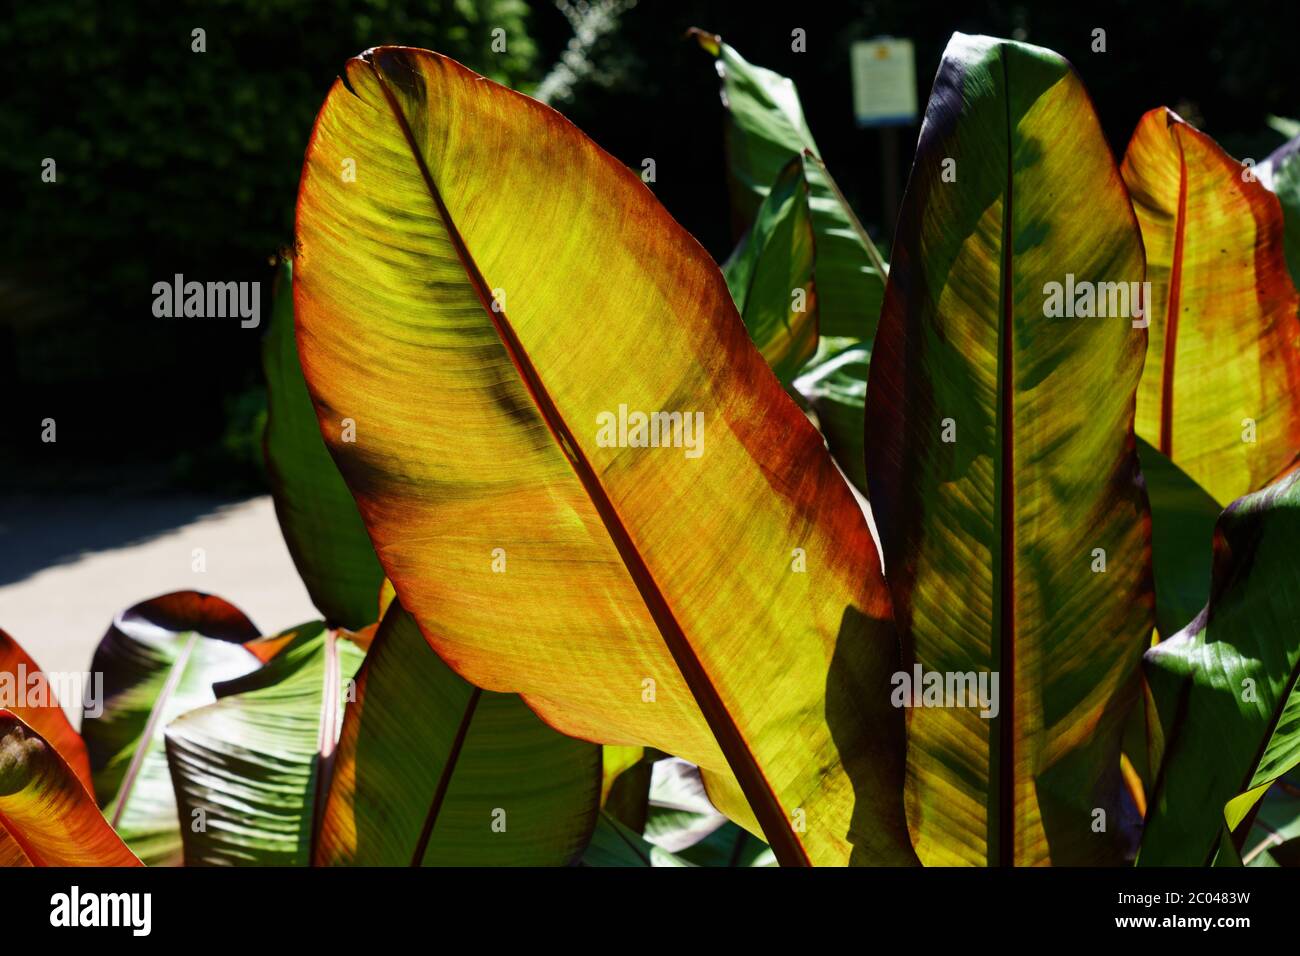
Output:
3 0 1295 492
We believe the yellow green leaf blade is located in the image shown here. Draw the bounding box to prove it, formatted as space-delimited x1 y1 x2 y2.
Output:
314 604 601 866
0 710 140 867
864 33 1154 866
295 46 913 866
1122 108 1300 505
263 261 385 630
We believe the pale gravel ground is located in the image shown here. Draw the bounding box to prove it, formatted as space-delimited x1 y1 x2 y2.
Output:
0 494 317 726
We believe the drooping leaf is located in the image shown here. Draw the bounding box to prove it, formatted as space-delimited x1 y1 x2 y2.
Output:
294 46 914 867
1137 437 1221 640
0 710 140 867
0 628 92 790
164 620 366 866
1121 108 1300 506
313 604 601 866
792 336 870 493
692 30 888 341
1140 472 1300 865
264 260 385 630
721 154 818 387
863 33 1154 866
81 592 261 865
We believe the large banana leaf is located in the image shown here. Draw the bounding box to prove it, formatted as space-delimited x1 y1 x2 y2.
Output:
1140 472 1300 865
721 154 818 388
692 30 888 341
81 592 261 865
313 604 601 866
294 46 914 866
1121 108 1300 506
863 33 1154 866
0 628 92 790
264 261 385 630
164 620 366 865
0 710 139 866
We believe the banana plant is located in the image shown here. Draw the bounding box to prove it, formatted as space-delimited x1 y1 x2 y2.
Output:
1121 108 1300 506
864 33 1155 866
292 44 915 868
9 28 1300 871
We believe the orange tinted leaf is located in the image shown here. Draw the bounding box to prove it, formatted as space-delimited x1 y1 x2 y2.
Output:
1122 108 1300 504
294 46 914 866
0 628 92 792
0 711 140 867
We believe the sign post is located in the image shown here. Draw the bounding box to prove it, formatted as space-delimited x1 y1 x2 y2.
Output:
850 37 918 235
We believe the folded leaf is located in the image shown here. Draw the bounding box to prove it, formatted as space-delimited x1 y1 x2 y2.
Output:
294 46 914 866
721 154 818 387
692 30 888 340
82 592 261 865
164 621 366 865
1121 108 1300 505
0 710 140 866
313 604 601 866
792 336 870 494
1140 472 1300 865
642 756 728 852
0 628 92 790
864 33 1154 865
264 261 385 630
